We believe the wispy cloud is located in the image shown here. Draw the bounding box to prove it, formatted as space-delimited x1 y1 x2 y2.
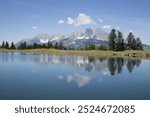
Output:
58 20 65 24
67 17 75 25
103 25 112 29
116 26 120 30
129 30 133 33
32 26 39 31
98 18 103 23
67 13 96 26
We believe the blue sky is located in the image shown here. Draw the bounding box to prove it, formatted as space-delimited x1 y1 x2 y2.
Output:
0 0 150 44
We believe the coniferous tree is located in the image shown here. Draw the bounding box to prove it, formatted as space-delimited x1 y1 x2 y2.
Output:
132 38 137 50
18 42 27 50
58 42 63 50
54 42 58 49
47 41 53 48
98 45 107 50
120 35 125 51
136 38 143 50
108 29 117 51
116 31 125 51
114 31 120 51
88 44 96 50
126 32 135 50
23 42 27 49
126 32 143 50
33 43 38 49
5 41 9 49
2 41 5 48
10 42 16 49
42 44 46 48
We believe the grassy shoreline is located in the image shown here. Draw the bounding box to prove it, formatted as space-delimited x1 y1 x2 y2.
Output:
0 48 150 59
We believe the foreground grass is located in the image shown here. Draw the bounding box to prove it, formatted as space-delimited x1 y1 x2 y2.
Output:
0 48 150 59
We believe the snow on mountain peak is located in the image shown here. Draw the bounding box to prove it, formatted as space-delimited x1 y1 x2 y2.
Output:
17 28 108 48
40 39 49 43
69 28 107 40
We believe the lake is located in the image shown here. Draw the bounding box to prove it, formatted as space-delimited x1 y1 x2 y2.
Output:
0 52 150 100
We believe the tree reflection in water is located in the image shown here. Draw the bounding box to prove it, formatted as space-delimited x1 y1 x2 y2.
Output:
107 57 141 76
0 52 142 76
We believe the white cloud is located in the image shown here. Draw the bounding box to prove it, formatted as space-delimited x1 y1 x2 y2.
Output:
32 26 39 31
103 25 112 29
116 26 120 30
67 17 75 25
129 30 133 33
98 18 103 23
67 13 96 26
58 20 65 24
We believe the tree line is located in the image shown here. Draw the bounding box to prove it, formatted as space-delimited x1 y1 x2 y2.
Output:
17 41 67 50
108 29 143 51
0 29 143 51
0 41 16 49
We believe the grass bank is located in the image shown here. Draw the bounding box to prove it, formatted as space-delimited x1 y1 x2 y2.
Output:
0 48 150 59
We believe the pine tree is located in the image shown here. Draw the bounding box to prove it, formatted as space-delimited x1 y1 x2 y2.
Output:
18 42 27 50
98 45 107 50
2 41 5 48
47 41 53 48
120 35 125 51
33 43 38 49
88 44 96 50
58 42 63 50
42 44 46 48
5 41 9 49
108 29 117 51
54 42 58 49
23 42 27 49
116 31 125 51
10 42 16 49
132 38 137 50
126 32 135 50
136 38 143 50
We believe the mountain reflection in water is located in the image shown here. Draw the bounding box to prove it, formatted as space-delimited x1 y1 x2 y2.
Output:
0 52 142 87
0 52 142 75
1 52 150 100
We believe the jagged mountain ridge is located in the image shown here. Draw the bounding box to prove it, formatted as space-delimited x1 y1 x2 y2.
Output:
16 28 150 50
17 28 108 49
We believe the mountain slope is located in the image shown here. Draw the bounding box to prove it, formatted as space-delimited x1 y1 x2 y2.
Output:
17 28 108 49
16 28 150 50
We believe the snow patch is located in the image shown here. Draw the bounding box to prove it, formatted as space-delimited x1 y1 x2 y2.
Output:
40 39 49 43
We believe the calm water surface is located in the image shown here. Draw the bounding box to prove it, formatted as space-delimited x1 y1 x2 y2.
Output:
0 52 150 100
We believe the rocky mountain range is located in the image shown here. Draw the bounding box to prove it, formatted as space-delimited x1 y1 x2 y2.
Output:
17 28 108 49
17 28 150 50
